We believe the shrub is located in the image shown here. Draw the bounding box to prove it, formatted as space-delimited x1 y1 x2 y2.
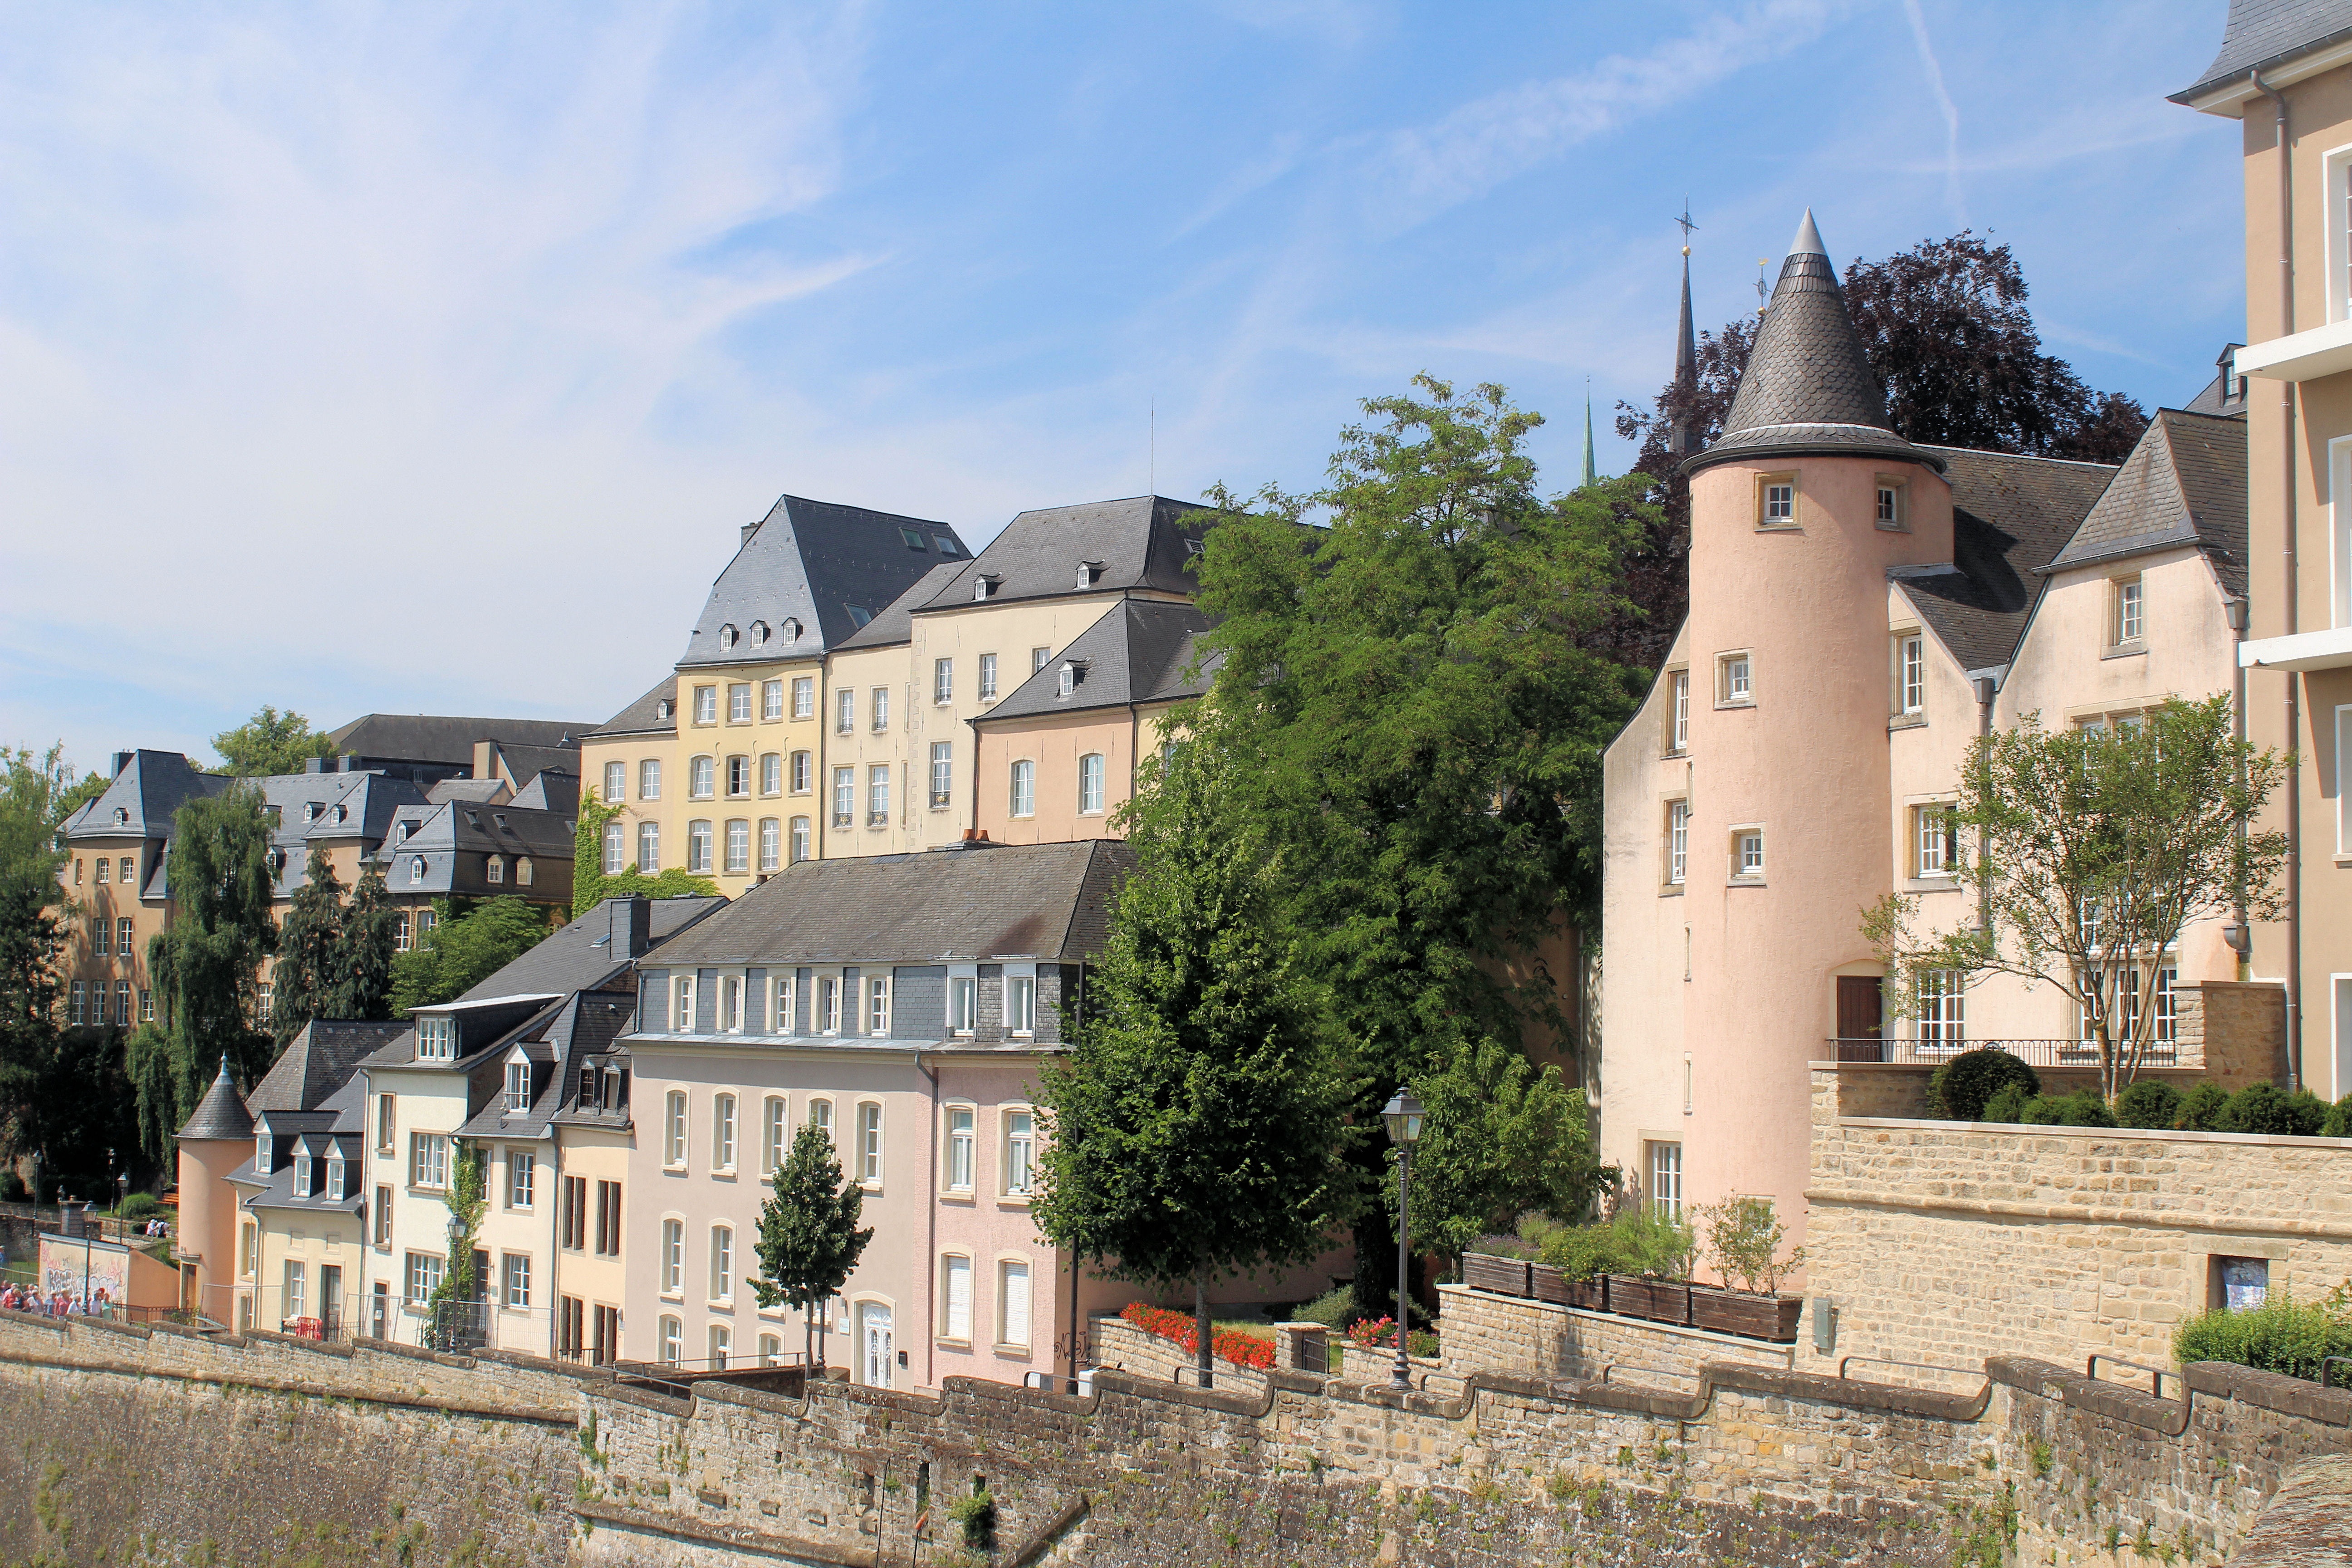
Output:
1117 1300 1276 1369
1980 1082 2033 1124
2325 1094 2352 1138
1930 1049 2041 1121
2020 1089 2117 1127
0 1173 24 1202
117 1192 160 1220
2216 1082 2329 1137
1538 1208 1695 1281
1291 1286 1355 1328
1694 1195 1804 1296
947 1489 996 1551
2174 1290 2352 1382
2112 1079 2182 1131
2175 1081 2230 1131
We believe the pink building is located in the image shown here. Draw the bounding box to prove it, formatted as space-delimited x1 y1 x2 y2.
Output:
1601 212 2250 1249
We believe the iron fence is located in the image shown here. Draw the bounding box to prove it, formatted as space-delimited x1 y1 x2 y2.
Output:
1827 1038 2180 1068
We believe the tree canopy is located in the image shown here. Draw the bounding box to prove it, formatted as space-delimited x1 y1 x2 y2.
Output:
128 785 277 1162
388 897 558 1013
751 1123 873 1369
1612 231 2153 671
270 849 399 1042
1865 697 2287 1097
211 706 337 777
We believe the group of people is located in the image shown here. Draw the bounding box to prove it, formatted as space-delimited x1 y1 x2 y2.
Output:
0 1283 113 1317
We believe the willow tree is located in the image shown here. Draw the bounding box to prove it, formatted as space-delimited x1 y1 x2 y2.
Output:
128 785 275 1160
1031 744 1356 1388
1865 696 2287 1097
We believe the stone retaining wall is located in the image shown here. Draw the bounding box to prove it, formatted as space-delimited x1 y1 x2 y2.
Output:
1436 1282 1795 1387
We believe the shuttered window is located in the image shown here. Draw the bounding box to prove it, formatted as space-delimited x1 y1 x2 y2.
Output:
999 1261 1030 1348
942 1256 972 1343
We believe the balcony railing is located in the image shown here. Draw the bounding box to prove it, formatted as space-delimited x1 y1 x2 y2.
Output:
1828 1037 2179 1068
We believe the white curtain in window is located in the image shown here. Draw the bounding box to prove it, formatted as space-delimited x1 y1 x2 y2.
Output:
944 1256 971 1342
1000 1262 1030 1346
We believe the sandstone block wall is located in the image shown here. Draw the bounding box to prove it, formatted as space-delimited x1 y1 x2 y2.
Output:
1806 1065 2352 1374
1435 1283 1794 1387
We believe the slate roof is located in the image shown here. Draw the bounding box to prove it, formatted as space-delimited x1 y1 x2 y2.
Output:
455 894 725 1002
509 769 578 814
176 1058 255 1141
428 778 511 805
833 562 966 652
586 679 678 741
1893 448 2117 673
358 995 566 1072
678 494 970 669
2041 411 2249 594
242 1078 368 1216
456 990 639 1140
58 751 226 843
249 1021 412 1115
906 496 1208 613
373 801 576 896
647 839 1135 966
1688 211 1941 477
2171 0 2352 103
973 600 1216 723
328 714 590 766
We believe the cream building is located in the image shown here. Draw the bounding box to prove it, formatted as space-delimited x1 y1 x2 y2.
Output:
1600 211 2254 1247
2177 2 2352 1099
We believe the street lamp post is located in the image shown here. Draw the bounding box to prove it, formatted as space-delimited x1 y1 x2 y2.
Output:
1381 1088 1425 1394
443 1212 466 1350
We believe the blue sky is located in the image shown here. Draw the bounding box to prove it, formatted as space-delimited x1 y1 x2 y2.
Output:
1 0 2245 773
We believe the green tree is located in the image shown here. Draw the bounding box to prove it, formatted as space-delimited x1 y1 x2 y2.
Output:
750 1123 873 1369
426 1143 488 1348
1 745 105 904
1183 376 1649 1313
1031 743 1357 1387
130 785 277 1162
0 746 113 1191
1865 697 2288 1098
1401 1035 1613 1281
270 852 400 1042
388 897 557 1013
571 791 719 917
211 706 336 777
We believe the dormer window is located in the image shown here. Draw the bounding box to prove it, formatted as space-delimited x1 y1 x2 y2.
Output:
1058 661 1087 697
1076 559 1103 588
326 1155 345 1201
656 698 674 721
750 620 770 645
493 813 507 829
417 1016 458 1061
113 806 129 827
305 800 323 821
973 574 1000 602
331 803 348 823
409 854 427 880
505 1059 531 1114
294 1155 313 1198
396 821 411 843
719 622 740 649
486 855 505 884
579 1065 598 1108
782 618 802 642
256 1135 274 1172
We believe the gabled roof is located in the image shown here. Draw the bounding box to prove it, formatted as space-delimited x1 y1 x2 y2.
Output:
328 714 591 767
509 770 578 814
456 990 638 1139
1893 448 2117 673
2040 410 2249 595
586 679 677 741
1688 211 1940 476
456 894 726 1002
373 800 576 895
428 778 511 805
678 494 970 668
973 600 1215 723
59 751 226 843
2171 0 2352 108
906 495 1208 613
250 1021 412 1114
176 1057 254 1141
645 839 1135 967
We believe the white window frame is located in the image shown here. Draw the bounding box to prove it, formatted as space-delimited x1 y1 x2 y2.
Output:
793 676 815 719
759 818 780 872
1078 752 1106 814
868 764 891 823
857 1101 883 1186
1005 964 1038 1036
1669 670 1689 753
666 1090 689 1167
1759 476 1796 525
764 1095 788 1174
1916 804 1953 878
832 767 855 826
713 1092 738 1170
504 1058 531 1114
604 760 627 802
659 1314 682 1364
790 816 812 865
760 753 782 796
1003 1107 1035 1197
709 1224 733 1303
945 1105 975 1193
2113 575 2145 645
406 1251 444 1306
835 687 855 734
509 1148 535 1209
774 973 795 1034
408 1132 449 1190
672 975 695 1033
416 1016 457 1060
997 1259 1032 1350
638 821 660 873
1648 1142 1683 1220
1897 633 1926 716
640 758 662 800
1917 969 1966 1048
1731 826 1765 880
1875 480 1905 529
931 742 953 807
935 657 954 704
694 686 717 725
978 652 999 700
947 966 978 1036
725 818 750 874
690 756 715 800
868 974 890 1037
1717 652 1752 707
661 1218 685 1297
602 820 626 875
504 1252 532 1309
689 819 714 873
790 750 812 794
1010 759 1035 818
762 678 784 720
871 686 890 733
940 1253 973 1343
1666 800 1689 887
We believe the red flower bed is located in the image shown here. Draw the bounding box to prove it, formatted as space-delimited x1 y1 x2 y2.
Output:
1117 1301 1276 1370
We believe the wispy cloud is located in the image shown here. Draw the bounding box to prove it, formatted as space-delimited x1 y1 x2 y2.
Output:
1903 0 1966 225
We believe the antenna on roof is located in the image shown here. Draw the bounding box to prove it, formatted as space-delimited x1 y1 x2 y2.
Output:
1149 393 1156 498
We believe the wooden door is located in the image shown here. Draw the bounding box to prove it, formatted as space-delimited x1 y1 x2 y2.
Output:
1835 977 1883 1060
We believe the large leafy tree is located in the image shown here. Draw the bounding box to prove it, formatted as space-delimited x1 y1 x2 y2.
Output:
751 1123 872 1369
128 786 277 1162
388 896 558 1013
1031 743 1357 1387
1401 1036 1613 1281
270 850 400 1042
1865 697 2287 1098
1184 376 1649 1315
571 792 720 917
211 706 336 777
1613 232 2152 671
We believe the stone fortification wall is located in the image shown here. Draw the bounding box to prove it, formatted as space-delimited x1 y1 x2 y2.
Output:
3 1295 2350 1565
1436 1283 1794 1387
1806 1065 2352 1374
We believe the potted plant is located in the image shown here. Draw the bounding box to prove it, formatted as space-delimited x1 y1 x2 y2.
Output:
1687 1196 1805 1342
1600 1210 1697 1325
1536 1222 1626 1312
1460 1234 1533 1298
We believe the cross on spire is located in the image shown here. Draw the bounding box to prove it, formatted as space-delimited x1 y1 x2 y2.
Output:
1675 199 1697 243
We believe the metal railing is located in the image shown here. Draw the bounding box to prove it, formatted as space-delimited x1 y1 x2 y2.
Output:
1827 1038 2180 1068
2087 1352 2180 1401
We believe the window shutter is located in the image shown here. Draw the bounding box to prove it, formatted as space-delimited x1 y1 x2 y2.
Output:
946 1257 972 1342
1001 1263 1030 1346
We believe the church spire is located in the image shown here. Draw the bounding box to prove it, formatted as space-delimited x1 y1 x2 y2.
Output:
1581 379 1598 487
1669 201 1699 456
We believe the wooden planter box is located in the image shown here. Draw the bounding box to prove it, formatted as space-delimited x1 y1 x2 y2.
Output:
1606 1274 1690 1324
1461 1252 1530 1298
1687 1286 1803 1343
1561 1275 1609 1312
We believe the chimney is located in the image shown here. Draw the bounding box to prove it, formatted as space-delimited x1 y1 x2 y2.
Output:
337 754 356 772
111 752 133 778
624 895 653 958
304 756 325 773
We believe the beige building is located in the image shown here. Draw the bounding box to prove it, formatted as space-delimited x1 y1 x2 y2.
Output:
1600 211 2253 1247
2177 3 2352 1100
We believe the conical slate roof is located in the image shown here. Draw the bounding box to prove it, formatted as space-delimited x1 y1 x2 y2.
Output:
176 1057 254 1141
1685 210 1942 476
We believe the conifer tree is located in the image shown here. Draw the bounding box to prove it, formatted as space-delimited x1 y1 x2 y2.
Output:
750 1123 872 1370
1030 744 1356 1387
269 848 346 1045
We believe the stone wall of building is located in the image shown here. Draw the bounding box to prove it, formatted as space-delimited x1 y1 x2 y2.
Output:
2183 980 2291 1090
1435 1282 1795 1387
1806 1063 2352 1374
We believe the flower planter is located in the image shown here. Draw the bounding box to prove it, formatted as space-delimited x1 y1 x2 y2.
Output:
1561 1275 1609 1312
1529 1263 1570 1304
1605 1274 1690 1324
1687 1286 1803 1343
1461 1251 1531 1298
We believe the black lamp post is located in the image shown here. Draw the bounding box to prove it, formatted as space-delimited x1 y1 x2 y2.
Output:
444 1211 466 1348
1381 1087 1425 1393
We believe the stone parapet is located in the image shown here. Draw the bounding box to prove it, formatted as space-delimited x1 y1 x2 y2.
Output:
1435 1282 1794 1387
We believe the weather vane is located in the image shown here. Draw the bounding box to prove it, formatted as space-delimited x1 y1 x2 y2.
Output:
1676 198 1696 257
1756 258 1770 314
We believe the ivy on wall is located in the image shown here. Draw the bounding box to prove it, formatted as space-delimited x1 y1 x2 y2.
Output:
572 791 720 918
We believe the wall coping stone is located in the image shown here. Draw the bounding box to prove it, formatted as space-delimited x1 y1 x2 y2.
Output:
1808 1184 2352 1241
1835 1114 2352 1150
243 1325 357 1358
1434 1281 1800 1362
349 1334 482 1369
